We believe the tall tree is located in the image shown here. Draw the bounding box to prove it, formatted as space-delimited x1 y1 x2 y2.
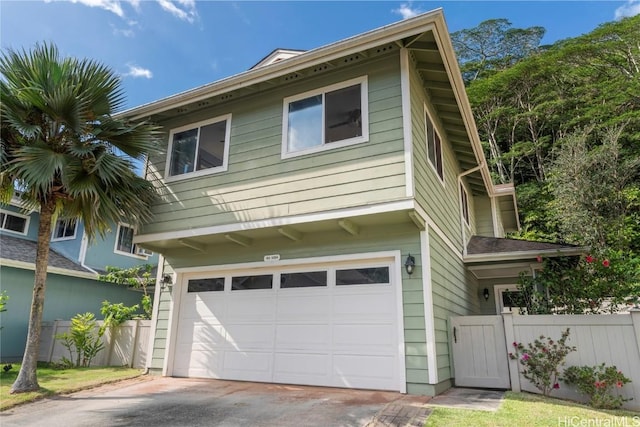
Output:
451 18 545 83
0 43 159 393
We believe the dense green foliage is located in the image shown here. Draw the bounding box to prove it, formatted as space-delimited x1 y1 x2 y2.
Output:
55 313 105 368
563 364 632 409
98 265 155 318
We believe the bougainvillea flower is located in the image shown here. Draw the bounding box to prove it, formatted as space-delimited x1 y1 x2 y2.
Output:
602 259 610 267
521 353 530 361
617 381 623 388
585 255 594 263
536 255 543 263
553 383 560 389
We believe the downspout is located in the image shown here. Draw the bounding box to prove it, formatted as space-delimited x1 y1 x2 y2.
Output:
79 230 99 275
457 163 485 255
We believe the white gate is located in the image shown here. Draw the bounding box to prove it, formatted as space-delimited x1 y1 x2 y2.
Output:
450 315 510 388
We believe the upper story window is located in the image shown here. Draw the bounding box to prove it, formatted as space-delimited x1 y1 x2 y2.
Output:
114 223 150 258
52 218 77 241
166 114 231 180
0 209 29 235
282 76 368 158
460 183 470 226
425 110 444 182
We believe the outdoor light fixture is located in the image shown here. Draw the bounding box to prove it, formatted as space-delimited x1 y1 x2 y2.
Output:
161 274 173 290
405 254 416 275
483 287 490 301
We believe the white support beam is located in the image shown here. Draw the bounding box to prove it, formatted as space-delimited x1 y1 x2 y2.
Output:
278 227 303 241
338 219 360 236
224 233 252 247
178 238 206 252
408 211 426 230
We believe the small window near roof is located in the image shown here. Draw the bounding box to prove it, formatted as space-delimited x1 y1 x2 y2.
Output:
283 76 368 157
460 183 470 226
167 115 231 179
114 223 147 258
0 210 28 235
52 218 77 241
425 112 444 181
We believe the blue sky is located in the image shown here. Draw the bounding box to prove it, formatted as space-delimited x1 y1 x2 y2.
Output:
2 1 639 111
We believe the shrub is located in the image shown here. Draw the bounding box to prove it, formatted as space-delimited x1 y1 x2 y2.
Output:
509 328 576 396
562 364 632 409
55 312 105 367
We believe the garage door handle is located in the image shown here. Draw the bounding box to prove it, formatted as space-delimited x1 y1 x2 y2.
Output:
453 327 457 343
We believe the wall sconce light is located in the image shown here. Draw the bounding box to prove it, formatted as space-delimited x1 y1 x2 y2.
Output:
161 274 173 290
405 254 416 275
483 288 490 301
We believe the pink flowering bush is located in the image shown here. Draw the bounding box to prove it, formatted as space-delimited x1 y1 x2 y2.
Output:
509 328 576 396
562 363 632 409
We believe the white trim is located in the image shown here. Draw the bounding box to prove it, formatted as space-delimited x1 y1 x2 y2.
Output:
281 76 369 159
459 183 470 227
133 199 414 244
421 229 438 384
146 254 164 370
493 284 519 315
412 203 462 260
164 113 232 182
463 247 584 263
423 104 445 186
0 208 30 236
114 223 149 259
400 48 414 199
490 195 500 238
50 218 78 242
164 250 407 392
0 258 97 279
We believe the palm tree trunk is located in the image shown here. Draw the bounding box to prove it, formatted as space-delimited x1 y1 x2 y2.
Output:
10 197 55 393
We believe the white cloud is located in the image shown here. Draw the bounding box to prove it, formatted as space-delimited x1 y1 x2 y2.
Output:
70 0 124 17
615 0 640 19
123 65 153 79
156 0 198 23
392 2 422 20
113 27 135 37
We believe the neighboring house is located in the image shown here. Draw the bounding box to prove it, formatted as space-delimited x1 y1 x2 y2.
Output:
0 202 159 361
120 10 579 396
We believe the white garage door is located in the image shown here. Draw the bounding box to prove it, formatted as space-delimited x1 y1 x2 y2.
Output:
172 258 402 391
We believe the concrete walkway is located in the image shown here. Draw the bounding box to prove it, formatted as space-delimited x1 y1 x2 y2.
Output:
425 387 505 411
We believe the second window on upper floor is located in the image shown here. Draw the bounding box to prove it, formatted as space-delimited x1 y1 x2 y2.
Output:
166 114 231 180
282 76 369 158
52 218 77 241
0 210 29 235
425 110 444 182
114 223 150 258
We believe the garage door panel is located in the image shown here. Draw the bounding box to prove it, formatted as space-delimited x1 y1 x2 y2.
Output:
226 295 276 322
333 324 396 353
222 351 273 382
173 346 223 378
273 352 330 385
333 354 398 389
179 295 226 319
275 294 331 321
225 323 274 349
333 292 395 320
275 324 330 350
177 323 226 347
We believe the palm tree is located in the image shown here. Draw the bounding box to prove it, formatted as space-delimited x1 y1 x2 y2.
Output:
1 43 159 393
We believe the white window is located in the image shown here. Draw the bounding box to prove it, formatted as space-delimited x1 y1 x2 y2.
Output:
425 109 444 182
282 76 368 158
165 114 231 180
52 218 77 241
460 183 470 226
114 223 148 258
0 209 29 235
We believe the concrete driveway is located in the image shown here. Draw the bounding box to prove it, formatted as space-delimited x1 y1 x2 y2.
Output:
1 376 429 427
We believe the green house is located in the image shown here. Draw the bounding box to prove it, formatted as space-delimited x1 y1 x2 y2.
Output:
120 10 577 396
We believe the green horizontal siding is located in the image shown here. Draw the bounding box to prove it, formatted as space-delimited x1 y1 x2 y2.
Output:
429 230 480 382
142 53 406 235
409 63 463 252
474 196 494 237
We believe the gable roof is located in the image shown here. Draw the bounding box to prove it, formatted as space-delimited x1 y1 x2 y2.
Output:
465 235 584 263
250 48 306 69
0 234 95 277
118 9 501 197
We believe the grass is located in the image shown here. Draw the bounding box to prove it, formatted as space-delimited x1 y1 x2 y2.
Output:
425 391 640 427
0 363 142 411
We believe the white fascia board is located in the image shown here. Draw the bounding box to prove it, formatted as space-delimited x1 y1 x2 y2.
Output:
463 247 585 264
117 10 443 120
133 199 415 244
1 258 97 279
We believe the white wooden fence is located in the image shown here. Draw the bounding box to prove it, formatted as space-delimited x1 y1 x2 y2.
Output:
452 309 640 411
39 320 151 369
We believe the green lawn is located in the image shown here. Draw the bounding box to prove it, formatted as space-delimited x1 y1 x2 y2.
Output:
425 391 640 427
0 363 142 411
